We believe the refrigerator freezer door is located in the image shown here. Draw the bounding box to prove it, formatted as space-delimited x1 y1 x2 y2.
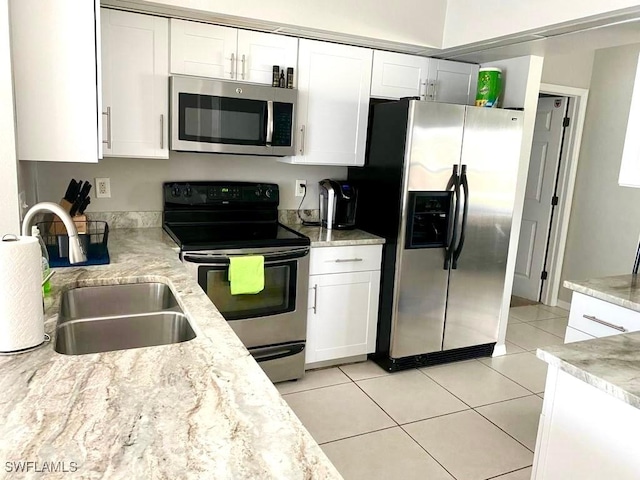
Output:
406 102 466 191
391 248 449 357
443 107 524 350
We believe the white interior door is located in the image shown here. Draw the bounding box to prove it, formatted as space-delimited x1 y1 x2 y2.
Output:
513 96 568 301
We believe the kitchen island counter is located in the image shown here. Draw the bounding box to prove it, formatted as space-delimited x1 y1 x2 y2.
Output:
284 224 385 247
0 228 340 479
564 274 640 312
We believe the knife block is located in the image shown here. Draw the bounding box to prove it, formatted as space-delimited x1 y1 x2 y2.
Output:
47 199 88 235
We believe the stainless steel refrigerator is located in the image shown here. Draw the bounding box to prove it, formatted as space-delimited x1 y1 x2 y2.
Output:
349 99 523 371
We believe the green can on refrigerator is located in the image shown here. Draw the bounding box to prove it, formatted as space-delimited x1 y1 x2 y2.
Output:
475 68 502 108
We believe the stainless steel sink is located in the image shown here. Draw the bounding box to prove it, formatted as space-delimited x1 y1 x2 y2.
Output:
54 283 196 355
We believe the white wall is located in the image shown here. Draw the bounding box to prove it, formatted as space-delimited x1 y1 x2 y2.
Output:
29 154 347 212
480 56 544 351
129 0 446 49
542 51 596 89
443 0 640 48
0 0 20 234
559 43 640 302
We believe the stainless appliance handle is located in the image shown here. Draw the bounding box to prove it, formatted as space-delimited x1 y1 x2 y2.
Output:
299 125 306 155
312 284 318 314
160 114 164 149
452 164 469 269
182 247 310 264
230 53 235 78
266 101 274 145
583 314 627 332
444 164 459 270
251 343 305 362
101 107 111 149
334 258 363 263
241 54 246 80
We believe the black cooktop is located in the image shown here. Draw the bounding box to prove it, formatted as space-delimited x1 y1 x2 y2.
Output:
162 181 310 251
164 222 309 251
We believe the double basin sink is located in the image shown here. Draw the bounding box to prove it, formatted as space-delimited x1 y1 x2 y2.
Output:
55 282 196 355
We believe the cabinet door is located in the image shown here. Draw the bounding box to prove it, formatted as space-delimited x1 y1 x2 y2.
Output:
102 9 168 159
371 51 430 100
427 59 479 105
295 39 373 166
306 270 380 364
170 19 237 79
10 0 99 162
236 31 298 85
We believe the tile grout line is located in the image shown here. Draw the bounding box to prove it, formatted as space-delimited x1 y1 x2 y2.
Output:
317 425 399 447
478 357 544 396
473 405 537 454
278 379 353 397
484 465 533 479
399 424 460 480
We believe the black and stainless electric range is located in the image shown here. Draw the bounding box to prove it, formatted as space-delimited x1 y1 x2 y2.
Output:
162 181 310 383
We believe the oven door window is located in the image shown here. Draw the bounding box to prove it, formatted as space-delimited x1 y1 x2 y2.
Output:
179 93 267 145
198 261 296 320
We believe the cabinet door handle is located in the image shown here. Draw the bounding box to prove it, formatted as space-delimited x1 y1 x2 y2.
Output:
299 125 306 155
101 106 111 149
241 54 246 80
312 284 318 314
160 114 164 149
230 53 235 78
334 258 363 263
583 314 628 332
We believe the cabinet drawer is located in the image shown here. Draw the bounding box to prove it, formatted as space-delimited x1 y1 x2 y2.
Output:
568 292 640 338
564 326 595 344
310 245 382 275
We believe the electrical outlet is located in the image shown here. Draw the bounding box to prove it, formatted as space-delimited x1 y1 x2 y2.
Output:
295 179 306 197
95 178 111 198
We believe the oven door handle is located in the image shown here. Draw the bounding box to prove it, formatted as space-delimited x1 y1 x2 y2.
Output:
250 343 305 363
182 247 310 264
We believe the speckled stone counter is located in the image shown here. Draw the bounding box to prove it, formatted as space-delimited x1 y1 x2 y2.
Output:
538 332 640 409
0 229 341 480
284 224 385 247
564 274 640 312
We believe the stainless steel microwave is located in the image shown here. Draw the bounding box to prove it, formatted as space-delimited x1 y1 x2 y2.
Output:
170 76 296 156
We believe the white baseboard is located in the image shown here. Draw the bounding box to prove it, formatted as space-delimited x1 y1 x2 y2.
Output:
492 344 507 357
556 299 572 311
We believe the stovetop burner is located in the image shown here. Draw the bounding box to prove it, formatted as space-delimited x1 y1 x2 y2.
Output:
162 181 310 251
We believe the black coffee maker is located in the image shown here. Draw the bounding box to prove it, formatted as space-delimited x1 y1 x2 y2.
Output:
319 179 358 230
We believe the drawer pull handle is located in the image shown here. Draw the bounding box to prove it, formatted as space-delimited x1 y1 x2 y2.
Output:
312 284 318 314
583 314 628 332
334 258 363 263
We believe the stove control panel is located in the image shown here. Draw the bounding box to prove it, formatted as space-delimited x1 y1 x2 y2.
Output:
164 182 279 205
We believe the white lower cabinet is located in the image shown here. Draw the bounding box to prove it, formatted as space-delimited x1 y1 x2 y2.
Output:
564 292 640 342
305 245 382 365
532 367 640 479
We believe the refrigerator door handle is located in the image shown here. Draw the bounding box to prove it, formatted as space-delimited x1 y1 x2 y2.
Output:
444 164 460 270
452 164 469 269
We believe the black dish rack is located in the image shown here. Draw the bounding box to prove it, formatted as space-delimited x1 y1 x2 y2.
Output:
36 220 110 268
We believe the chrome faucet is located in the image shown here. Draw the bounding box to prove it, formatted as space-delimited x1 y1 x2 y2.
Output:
22 202 87 264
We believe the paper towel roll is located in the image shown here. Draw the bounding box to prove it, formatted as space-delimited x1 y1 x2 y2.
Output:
0 235 44 352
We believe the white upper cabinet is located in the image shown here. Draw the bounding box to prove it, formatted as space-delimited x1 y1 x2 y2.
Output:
427 59 479 105
288 39 373 166
170 20 236 79
371 51 430 100
170 20 298 85
101 9 169 159
10 0 100 163
236 30 298 84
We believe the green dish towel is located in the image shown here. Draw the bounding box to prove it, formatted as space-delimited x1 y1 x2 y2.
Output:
229 255 265 295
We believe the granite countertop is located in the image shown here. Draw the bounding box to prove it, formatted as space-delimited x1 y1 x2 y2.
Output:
564 274 640 312
538 332 640 409
0 228 340 479
284 224 385 247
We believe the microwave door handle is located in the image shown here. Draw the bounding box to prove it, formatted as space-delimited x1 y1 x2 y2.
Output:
266 100 274 145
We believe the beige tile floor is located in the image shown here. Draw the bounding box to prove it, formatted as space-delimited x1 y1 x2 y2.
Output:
278 304 568 480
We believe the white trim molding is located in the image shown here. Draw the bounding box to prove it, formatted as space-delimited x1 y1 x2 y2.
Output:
538 82 589 308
